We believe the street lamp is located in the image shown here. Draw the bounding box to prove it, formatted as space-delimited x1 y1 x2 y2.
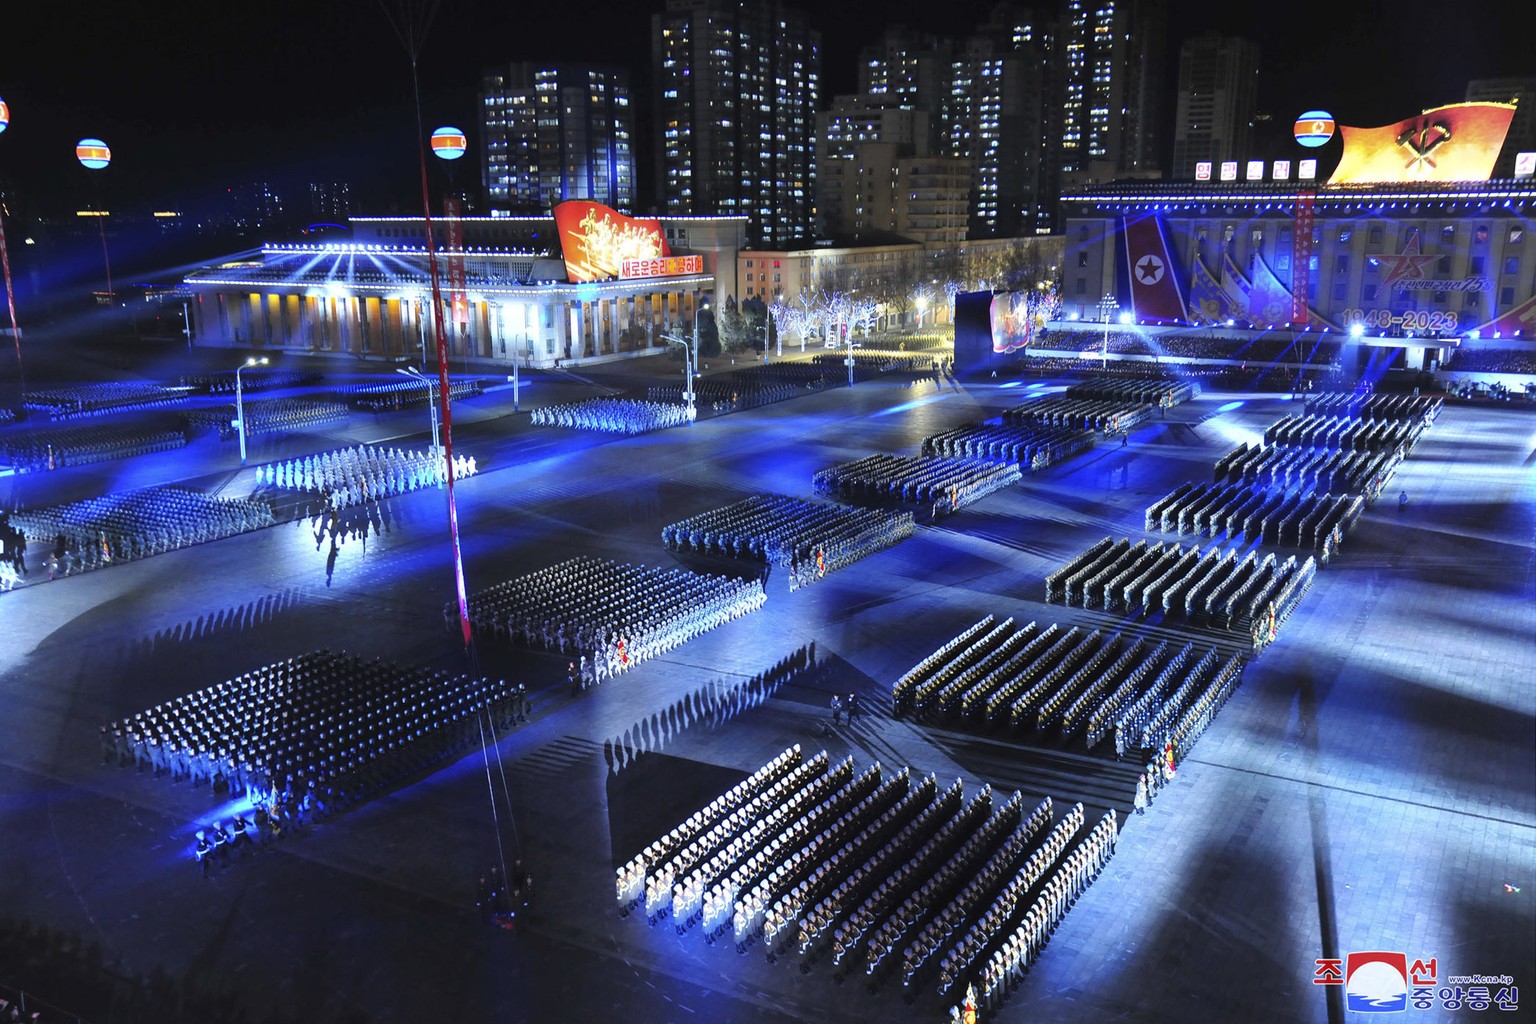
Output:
659 333 698 422
234 356 268 464
763 318 771 363
1098 293 1120 369
397 366 443 480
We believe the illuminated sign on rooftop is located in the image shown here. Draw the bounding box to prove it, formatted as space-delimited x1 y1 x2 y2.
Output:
1329 102 1516 185
553 201 674 283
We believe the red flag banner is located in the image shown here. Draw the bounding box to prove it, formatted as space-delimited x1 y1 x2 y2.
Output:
553 201 670 283
1121 214 1187 323
1329 102 1516 185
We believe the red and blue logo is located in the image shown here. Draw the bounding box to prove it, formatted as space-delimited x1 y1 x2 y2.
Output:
1346 951 1408 1012
1294 110 1336 148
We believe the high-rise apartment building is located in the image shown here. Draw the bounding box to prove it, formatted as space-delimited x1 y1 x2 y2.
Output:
857 26 954 149
1466 77 1536 177
857 10 1056 238
1171 33 1259 179
816 94 931 238
1059 0 1166 183
481 63 634 214
307 182 353 223
652 0 820 246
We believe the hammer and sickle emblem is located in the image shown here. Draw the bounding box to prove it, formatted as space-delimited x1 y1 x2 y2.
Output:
1397 118 1452 169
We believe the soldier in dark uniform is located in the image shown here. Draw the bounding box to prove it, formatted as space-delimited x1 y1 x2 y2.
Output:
195 831 212 878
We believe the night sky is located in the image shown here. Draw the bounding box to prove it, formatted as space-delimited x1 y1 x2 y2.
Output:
0 0 1525 215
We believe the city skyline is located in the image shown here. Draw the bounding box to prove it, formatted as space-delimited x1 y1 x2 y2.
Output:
1 0 1526 216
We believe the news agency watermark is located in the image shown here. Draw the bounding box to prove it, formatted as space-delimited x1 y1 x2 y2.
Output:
1313 952 1519 1013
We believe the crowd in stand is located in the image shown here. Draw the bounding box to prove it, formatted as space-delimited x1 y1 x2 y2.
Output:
178 368 323 395
813 455 1021 516
337 377 485 412
6 486 275 575
1446 346 1536 375
531 398 691 434
462 556 766 681
1041 329 1342 367
185 397 350 439
661 494 913 588
255 444 476 510
22 382 188 420
923 422 1097 470
0 421 189 472
103 650 526 824
615 746 1117 1001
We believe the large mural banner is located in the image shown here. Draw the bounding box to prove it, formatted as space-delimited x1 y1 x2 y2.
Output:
1120 214 1188 323
1328 102 1516 185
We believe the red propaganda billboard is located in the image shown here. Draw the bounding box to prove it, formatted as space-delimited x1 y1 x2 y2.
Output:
1329 102 1516 185
621 255 703 279
553 201 675 283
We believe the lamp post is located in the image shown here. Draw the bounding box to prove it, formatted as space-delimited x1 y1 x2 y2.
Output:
234 356 268 464
763 318 771 363
1098 293 1120 369
660 334 697 422
396 365 442 457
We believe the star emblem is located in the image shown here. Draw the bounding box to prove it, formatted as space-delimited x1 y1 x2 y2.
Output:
1375 233 1440 291
1135 255 1165 285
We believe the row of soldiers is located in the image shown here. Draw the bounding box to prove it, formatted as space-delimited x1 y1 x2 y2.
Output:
812 454 1023 512
256 443 476 503
104 651 527 813
463 556 766 680
531 398 690 435
975 810 1119 1012
7 485 275 572
618 746 1123 1000
660 493 914 588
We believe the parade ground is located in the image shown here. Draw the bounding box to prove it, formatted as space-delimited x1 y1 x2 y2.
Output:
0 339 1531 1024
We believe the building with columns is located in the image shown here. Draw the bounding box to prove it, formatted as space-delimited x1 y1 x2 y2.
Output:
182 214 746 366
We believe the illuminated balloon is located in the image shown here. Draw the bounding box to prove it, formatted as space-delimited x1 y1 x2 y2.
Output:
0 97 9 134
1293 110 1335 148
431 126 468 161
76 138 112 170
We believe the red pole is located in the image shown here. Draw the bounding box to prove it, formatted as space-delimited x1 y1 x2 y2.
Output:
0 208 24 396
413 80 473 650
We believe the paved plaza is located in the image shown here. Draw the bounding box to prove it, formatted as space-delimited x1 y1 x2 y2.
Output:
0 342 1532 1023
